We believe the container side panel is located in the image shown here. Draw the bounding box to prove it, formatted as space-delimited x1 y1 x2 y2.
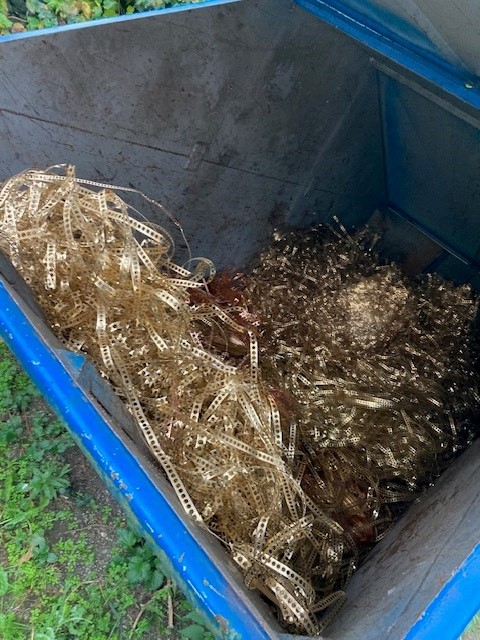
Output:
429 255 480 291
404 542 480 640
0 0 384 267
0 111 312 267
370 208 480 289
285 62 385 231
325 438 480 640
380 73 480 272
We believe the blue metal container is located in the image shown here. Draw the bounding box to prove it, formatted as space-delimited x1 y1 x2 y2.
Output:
1 1 480 638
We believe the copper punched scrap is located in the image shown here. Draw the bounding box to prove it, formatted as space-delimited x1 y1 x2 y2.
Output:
0 167 478 635
247 225 479 537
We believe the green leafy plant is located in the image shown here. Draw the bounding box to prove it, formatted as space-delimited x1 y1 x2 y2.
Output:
28 414 73 461
114 528 165 590
0 342 40 413
0 414 23 445
0 341 216 639
24 464 71 502
0 12 13 32
30 532 59 564
0 0 204 35
0 612 28 640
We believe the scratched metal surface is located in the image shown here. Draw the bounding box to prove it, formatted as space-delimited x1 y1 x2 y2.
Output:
0 0 383 269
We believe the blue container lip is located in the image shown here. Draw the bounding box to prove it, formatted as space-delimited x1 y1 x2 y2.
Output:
0 0 239 43
404 542 480 640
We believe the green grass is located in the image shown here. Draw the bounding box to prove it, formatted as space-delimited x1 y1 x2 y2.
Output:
0 341 214 640
461 612 480 640
0 0 202 35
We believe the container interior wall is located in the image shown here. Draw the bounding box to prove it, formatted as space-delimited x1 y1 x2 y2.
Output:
380 73 480 275
0 0 384 269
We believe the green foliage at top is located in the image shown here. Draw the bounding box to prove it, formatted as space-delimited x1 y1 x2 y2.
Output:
0 0 203 34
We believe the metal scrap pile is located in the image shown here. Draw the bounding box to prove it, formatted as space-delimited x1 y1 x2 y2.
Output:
0 166 477 635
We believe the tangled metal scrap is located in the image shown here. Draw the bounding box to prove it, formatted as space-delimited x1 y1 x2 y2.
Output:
0 166 477 635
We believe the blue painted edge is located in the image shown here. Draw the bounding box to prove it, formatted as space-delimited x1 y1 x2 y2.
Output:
0 0 239 43
295 0 480 111
404 542 480 640
56 349 87 377
0 277 275 640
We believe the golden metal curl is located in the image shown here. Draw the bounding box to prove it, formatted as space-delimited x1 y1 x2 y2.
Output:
0 166 477 635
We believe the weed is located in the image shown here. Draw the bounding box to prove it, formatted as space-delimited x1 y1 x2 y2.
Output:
0 341 40 413
0 341 215 639
114 528 166 590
